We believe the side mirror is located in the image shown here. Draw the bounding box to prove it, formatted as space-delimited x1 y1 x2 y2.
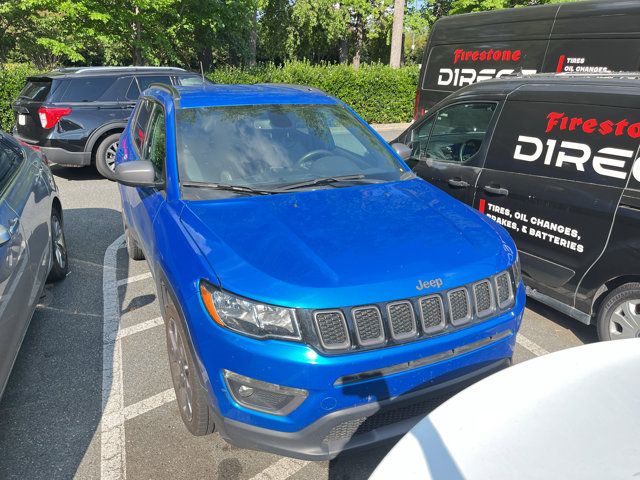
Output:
114 160 161 188
0 225 10 247
391 142 412 162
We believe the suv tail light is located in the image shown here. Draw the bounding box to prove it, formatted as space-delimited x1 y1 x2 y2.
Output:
38 107 72 129
413 89 425 120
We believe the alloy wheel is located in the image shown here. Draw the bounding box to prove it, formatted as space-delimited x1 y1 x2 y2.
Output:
168 318 194 422
105 141 119 172
52 215 66 269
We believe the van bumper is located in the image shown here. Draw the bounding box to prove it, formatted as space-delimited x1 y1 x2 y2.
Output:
214 358 510 460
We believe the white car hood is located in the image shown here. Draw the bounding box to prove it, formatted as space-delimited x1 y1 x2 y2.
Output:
370 339 640 480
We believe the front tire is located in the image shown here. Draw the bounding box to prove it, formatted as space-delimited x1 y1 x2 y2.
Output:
95 133 121 179
47 209 68 282
596 283 640 341
163 295 215 436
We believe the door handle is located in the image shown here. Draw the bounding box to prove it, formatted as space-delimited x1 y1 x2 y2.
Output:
484 185 509 196
448 178 469 188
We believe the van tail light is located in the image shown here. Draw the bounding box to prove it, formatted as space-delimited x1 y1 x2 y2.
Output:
413 89 425 120
38 107 72 129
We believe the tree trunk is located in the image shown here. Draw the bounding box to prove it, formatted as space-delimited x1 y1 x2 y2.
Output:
352 15 363 70
248 8 258 67
389 0 404 68
132 6 142 65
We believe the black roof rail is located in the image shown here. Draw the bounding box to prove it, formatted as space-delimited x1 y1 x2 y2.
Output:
147 83 181 100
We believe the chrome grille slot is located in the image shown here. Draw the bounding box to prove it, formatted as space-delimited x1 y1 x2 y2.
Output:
387 301 417 340
448 288 471 326
352 306 385 346
418 295 445 333
495 271 514 308
473 280 494 317
314 311 350 350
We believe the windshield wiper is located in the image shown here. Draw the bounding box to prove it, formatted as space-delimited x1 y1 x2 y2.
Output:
274 174 382 191
181 181 275 196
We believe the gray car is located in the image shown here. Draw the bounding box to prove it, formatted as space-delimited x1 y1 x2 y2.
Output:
0 132 67 399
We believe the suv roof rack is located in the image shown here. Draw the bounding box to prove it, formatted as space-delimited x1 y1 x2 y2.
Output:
55 66 186 74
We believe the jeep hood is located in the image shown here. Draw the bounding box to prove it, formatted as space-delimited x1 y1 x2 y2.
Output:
181 179 515 309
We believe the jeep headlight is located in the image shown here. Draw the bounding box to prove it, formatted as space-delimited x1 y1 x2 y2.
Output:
200 281 300 340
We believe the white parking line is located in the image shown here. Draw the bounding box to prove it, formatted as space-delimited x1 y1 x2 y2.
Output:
118 316 164 340
101 235 127 480
116 272 153 287
516 334 550 357
124 388 176 421
249 458 310 480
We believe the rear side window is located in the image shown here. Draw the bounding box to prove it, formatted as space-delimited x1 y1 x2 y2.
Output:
0 140 24 193
422 103 496 163
18 80 52 102
126 80 141 100
136 76 172 92
133 101 154 152
58 77 115 102
177 76 206 86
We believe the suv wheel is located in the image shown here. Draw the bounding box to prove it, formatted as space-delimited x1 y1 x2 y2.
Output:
47 209 68 282
95 133 121 179
596 283 640 341
163 293 215 436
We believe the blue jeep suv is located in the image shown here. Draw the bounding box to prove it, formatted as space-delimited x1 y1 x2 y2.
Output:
114 83 524 460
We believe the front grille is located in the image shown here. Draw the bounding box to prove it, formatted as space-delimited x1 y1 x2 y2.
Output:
448 288 471 326
323 394 453 443
387 301 417 340
311 269 515 353
495 272 513 308
352 307 384 346
419 295 445 333
473 280 494 316
314 311 349 350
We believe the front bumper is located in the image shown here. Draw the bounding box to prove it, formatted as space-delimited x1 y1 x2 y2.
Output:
186 284 525 459
215 358 510 460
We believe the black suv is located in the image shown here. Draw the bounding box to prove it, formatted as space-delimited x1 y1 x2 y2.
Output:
12 67 204 178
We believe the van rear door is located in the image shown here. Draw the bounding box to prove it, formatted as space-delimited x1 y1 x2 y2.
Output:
544 1 640 74
474 86 637 305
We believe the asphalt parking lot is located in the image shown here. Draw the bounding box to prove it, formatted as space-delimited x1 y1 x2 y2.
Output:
0 125 598 480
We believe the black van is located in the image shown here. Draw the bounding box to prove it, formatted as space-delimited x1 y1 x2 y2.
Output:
12 67 204 178
414 0 640 118
393 73 640 341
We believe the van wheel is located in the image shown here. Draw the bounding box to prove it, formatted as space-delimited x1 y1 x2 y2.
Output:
163 297 215 436
122 211 144 261
47 209 68 282
596 283 640 341
95 133 121 180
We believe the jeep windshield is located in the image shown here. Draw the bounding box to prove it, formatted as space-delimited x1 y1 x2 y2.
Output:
176 104 407 198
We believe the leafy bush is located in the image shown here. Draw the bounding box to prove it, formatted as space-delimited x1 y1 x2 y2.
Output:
0 61 419 131
0 64 40 131
209 61 419 123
